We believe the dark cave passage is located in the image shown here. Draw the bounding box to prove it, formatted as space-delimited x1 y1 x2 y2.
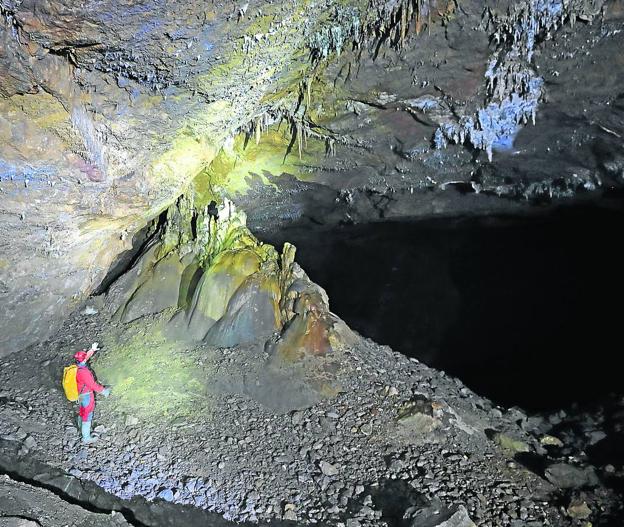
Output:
262 201 624 412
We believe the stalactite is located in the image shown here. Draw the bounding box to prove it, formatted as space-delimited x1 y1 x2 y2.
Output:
434 0 606 159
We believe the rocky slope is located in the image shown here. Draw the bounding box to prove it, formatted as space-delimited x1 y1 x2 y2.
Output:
1 303 623 526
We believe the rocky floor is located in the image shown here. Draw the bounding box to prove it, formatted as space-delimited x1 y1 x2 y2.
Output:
0 474 132 527
1 305 623 527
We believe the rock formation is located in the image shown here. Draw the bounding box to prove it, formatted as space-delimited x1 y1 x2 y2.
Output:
1 1 624 525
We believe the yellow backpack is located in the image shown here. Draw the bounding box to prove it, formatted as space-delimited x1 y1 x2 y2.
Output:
62 365 79 401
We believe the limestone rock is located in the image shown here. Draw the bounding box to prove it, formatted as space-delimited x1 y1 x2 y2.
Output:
0 0 333 354
2 0 622 359
119 252 187 323
184 249 263 341
269 275 355 363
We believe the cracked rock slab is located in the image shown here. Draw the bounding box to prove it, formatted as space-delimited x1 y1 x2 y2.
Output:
0 474 132 527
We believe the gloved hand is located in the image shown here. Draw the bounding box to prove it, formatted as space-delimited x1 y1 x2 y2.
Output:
102 387 111 398
90 342 99 352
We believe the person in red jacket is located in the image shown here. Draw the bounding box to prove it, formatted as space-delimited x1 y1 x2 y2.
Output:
74 343 110 444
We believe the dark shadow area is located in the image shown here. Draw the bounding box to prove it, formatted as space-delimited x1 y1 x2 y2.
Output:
364 480 428 527
93 217 161 296
261 200 624 411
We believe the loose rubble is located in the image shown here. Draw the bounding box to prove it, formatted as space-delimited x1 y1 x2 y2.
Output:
1 304 622 526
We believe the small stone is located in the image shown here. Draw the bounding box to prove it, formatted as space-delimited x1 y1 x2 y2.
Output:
567 500 591 520
283 503 297 520
291 411 304 426
125 416 139 426
320 460 340 476
587 430 606 445
158 489 174 502
359 423 373 436
540 435 563 447
493 433 530 454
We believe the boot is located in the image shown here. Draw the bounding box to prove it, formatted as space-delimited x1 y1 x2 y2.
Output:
76 415 82 431
81 420 97 444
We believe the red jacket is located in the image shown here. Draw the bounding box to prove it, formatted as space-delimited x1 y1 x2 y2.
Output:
76 365 104 420
76 365 105 395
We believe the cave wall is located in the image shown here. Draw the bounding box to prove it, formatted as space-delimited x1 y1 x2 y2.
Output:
2 0 624 355
0 0 333 354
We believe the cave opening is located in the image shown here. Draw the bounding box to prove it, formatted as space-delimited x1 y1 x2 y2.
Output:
261 201 624 413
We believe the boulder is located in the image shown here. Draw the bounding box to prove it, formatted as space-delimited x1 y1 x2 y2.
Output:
268 275 356 362
545 463 600 489
204 265 281 347
493 433 530 454
119 252 187 323
567 499 591 520
183 249 262 340
409 504 476 527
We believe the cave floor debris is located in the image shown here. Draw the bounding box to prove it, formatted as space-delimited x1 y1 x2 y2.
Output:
0 307 623 527
0 473 132 527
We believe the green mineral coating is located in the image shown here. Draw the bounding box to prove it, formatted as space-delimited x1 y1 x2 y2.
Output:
193 124 327 207
244 14 275 35
178 0 361 209
178 261 202 308
495 433 530 454
192 249 263 321
94 323 203 419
